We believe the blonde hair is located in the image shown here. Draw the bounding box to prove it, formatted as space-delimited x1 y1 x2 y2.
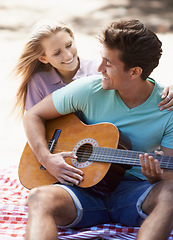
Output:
13 19 74 117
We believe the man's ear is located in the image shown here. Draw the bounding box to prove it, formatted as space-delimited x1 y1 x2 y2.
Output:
38 55 48 64
130 67 143 79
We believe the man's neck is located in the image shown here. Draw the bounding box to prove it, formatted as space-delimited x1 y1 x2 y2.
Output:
118 79 155 109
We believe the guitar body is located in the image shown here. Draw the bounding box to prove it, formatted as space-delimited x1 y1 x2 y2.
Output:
19 113 128 190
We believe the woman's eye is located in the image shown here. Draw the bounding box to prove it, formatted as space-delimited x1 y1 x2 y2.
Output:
66 43 72 48
55 51 60 56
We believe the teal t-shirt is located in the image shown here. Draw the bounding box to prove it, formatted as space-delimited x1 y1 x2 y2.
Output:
52 75 173 179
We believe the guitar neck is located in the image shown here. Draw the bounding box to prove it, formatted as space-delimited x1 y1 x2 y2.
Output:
90 147 173 170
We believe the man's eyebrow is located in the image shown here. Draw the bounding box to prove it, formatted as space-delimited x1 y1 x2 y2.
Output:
102 57 113 64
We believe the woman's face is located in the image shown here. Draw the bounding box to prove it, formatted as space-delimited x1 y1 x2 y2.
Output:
40 31 79 75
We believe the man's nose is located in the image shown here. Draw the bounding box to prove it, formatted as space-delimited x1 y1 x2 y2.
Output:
98 61 105 73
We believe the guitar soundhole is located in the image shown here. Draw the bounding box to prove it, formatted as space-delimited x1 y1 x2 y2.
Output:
76 143 93 163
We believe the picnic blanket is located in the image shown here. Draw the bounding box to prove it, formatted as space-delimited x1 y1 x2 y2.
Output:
1 166 173 240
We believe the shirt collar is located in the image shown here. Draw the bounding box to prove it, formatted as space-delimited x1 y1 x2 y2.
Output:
49 67 63 85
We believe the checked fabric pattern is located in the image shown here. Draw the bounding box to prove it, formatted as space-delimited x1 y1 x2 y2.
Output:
0 166 173 240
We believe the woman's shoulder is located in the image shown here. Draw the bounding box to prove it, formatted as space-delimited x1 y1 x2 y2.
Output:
80 56 100 70
30 67 61 86
75 56 101 79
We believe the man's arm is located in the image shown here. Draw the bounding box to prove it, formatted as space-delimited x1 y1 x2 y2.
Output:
139 147 173 183
23 94 83 186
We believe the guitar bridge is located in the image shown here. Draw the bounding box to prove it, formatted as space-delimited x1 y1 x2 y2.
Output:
40 129 61 170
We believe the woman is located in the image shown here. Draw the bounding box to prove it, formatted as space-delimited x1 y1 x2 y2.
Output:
14 19 173 116
14 19 100 116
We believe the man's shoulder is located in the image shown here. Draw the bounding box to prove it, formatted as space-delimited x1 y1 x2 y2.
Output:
150 80 164 101
74 74 102 86
155 81 164 90
57 75 103 100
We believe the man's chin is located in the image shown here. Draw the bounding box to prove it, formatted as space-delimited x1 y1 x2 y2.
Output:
102 82 110 90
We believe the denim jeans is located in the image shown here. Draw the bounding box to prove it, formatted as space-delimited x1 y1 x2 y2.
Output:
57 176 156 228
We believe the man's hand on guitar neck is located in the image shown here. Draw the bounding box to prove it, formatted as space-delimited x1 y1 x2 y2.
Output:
139 149 173 183
139 153 163 184
44 151 83 186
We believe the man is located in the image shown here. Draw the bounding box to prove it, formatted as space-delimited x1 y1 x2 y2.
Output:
23 19 173 240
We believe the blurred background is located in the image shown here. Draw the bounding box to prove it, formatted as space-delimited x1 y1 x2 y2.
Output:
0 0 173 169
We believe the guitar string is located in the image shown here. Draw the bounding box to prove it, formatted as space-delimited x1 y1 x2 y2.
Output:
52 142 147 159
52 142 172 160
51 148 173 167
51 143 172 161
52 143 145 156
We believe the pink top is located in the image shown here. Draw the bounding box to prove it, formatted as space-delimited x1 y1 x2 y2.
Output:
25 57 100 110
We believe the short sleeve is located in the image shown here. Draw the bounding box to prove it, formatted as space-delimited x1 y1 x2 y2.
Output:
161 114 173 149
52 75 99 115
25 78 43 110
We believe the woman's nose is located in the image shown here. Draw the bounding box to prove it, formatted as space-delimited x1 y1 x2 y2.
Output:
63 49 73 61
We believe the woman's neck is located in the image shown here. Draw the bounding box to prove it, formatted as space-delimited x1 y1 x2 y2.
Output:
56 58 80 85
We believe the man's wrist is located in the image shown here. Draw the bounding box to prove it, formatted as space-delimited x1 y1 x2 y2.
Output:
36 146 52 166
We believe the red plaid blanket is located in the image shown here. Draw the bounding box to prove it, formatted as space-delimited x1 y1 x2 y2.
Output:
0 166 173 240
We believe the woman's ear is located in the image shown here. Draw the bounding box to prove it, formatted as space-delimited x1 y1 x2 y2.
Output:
38 55 48 64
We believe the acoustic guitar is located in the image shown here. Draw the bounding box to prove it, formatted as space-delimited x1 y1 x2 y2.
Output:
18 113 173 190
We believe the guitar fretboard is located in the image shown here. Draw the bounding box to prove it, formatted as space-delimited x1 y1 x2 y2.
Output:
87 147 173 169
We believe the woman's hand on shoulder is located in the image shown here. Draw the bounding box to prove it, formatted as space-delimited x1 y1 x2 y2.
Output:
158 85 173 111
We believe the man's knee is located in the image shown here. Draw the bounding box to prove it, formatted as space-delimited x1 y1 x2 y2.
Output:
143 180 173 214
27 185 77 224
158 180 173 204
27 186 52 213
27 186 71 213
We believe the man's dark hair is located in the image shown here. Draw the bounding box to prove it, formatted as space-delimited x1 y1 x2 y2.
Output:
98 19 162 80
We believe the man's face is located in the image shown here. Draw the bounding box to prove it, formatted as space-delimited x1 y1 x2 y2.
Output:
98 47 130 91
